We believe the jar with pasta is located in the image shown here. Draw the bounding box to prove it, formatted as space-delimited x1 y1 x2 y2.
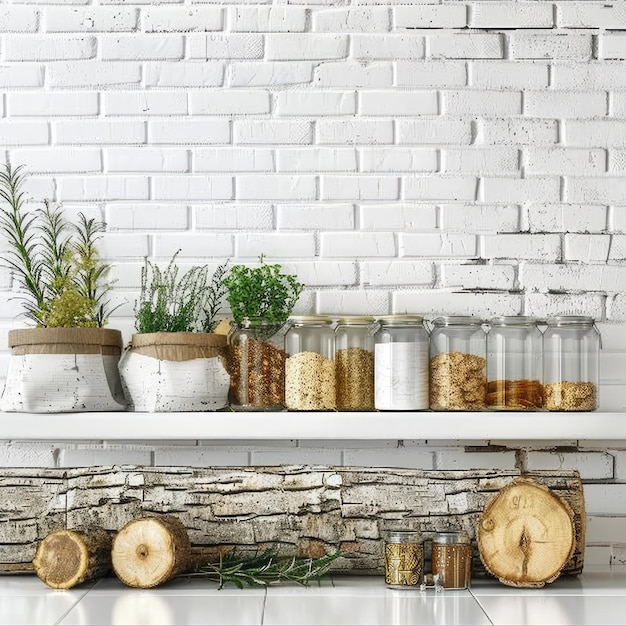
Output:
284 316 336 411
429 316 487 411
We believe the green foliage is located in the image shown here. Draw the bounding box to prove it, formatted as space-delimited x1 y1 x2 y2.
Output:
135 252 228 334
188 549 342 590
224 257 304 327
0 162 113 327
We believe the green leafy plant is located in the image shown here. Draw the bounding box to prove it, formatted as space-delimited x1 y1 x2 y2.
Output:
224 256 304 327
0 162 114 327
135 251 228 333
188 549 341 590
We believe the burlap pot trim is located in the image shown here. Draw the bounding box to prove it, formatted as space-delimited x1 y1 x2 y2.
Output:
129 332 227 362
8 328 123 356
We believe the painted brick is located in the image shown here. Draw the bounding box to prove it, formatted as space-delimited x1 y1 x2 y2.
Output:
4 36 96 61
152 176 232 200
567 178 626 204
277 262 357 287
480 119 559 145
443 90 521 116
587 516 626 545
565 121 626 147
48 62 142 88
0 443 56 468
520 263 625 293
320 232 396 257
470 61 549 89
236 175 316 200
400 233 478 258
397 119 472 145
482 177 561 203
615 206 626 232
10 148 101 173
483 233 561 261
608 95 626 119
559 2 626 29
526 148 606 175
394 5 467 29
0 7 39 32
235 233 316 258
190 91 270 115
59 446 151 468
314 62 393 88
360 204 438 230
344 448 434 469
267 34 348 60
527 204 607 233
234 120 312 145
429 34 504 59
360 148 438 173
525 91 607 118
277 148 358 172
195 204 274 230
55 120 145 144
187 34 264 60
101 35 184 60
360 91 438 116
316 120 393 145
144 62 224 87
58 176 149 201
440 263 516 290
313 8 390 32
510 33 593 61
361 260 434 287
404 176 478 201
99 234 150 259
321 176 399 200
529 293 606 319
229 7 307 32
353 35 425 60
142 7 222 31
106 204 189 230
440 204 520 232
250 448 342 466
277 91 356 116
0 121 48 145
316 290 390 315
148 120 230 144
0 64 44 88
8 92 98 117
44 7 138 32
106 147 188 172
610 294 626 322
194 148 275 172
396 61 466 87
277 204 354 230
228 62 313 87
553 62 626 89
442 148 520 174
608 235 626 261
153 233 233 259
154 447 249 467
564 234 611 262
471 2 553 28
103 91 187 116
597 34 626 60
434 450 517 471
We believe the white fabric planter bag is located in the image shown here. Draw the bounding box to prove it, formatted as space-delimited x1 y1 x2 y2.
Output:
118 332 230 412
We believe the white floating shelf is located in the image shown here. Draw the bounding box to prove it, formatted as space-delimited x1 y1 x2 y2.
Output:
0 411 624 441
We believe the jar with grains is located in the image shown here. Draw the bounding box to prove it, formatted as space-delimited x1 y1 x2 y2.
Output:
374 315 429 411
486 316 543 410
429 316 487 411
543 316 600 411
284 315 336 411
227 318 286 411
335 316 376 411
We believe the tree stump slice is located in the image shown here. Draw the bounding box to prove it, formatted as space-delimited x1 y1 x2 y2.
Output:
477 478 576 588
112 515 193 588
32 528 112 589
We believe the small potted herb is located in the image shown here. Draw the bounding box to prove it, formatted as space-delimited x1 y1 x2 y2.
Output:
224 257 304 410
118 252 230 411
0 162 125 412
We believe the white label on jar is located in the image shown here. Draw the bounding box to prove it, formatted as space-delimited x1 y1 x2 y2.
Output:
375 342 429 410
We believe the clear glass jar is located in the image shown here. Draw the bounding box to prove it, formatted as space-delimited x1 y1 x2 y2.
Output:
429 316 487 411
383 530 424 589
335 316 376 411
284 315 336 411
543 316 600 411
431 531 472 589
374 315 429 411
486 316 543 410
227 318 286 411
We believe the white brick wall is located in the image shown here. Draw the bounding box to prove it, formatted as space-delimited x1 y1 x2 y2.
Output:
0 0 626 561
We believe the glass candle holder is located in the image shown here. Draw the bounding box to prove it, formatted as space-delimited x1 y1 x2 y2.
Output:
383 531 424 589
430 531 472 589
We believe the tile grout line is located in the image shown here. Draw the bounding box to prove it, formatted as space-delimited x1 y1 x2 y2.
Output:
260 586 268 625
468 588 495 626
53 587 94 626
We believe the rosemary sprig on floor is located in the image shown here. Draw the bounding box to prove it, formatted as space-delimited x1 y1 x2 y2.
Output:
187 550 342 590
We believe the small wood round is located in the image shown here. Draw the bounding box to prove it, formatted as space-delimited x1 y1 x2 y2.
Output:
477 478 576 588
112 515 192 588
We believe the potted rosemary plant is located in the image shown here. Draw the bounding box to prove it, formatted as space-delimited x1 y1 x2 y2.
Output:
0 163 125 412
118 252 230 411
224 258 303 411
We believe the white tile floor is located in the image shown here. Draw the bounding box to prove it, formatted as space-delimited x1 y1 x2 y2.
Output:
0 565 625 625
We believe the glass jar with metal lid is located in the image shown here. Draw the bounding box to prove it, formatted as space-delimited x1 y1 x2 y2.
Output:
543 316 600 411
284 315 336 411
374 315 429 411
486 316 543 410
431 531 472 589
335 316 376 411
429 316 487 411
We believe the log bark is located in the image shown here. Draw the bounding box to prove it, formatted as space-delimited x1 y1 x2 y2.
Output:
477 478 576 587
32 528 112 589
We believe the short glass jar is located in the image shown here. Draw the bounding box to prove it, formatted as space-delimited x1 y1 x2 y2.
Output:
430 531 472 589
373 315 429 411
284 315 336 411
335 316 376 411
486 316 543 410
383 530 424 589
543 316 600 411
429 316 487 411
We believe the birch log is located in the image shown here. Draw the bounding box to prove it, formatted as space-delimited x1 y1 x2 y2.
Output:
0 466 586 576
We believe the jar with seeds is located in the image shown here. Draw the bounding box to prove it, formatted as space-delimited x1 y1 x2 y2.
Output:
284 316 336 411
429 316 487 411
543 316 599 411
335 316 376 411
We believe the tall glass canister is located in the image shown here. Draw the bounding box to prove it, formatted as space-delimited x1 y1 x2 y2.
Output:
284 315 336 411
486 316 543 410
543 316 600 411
429 316 487 411
335 316 376 411
374 315 429 411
